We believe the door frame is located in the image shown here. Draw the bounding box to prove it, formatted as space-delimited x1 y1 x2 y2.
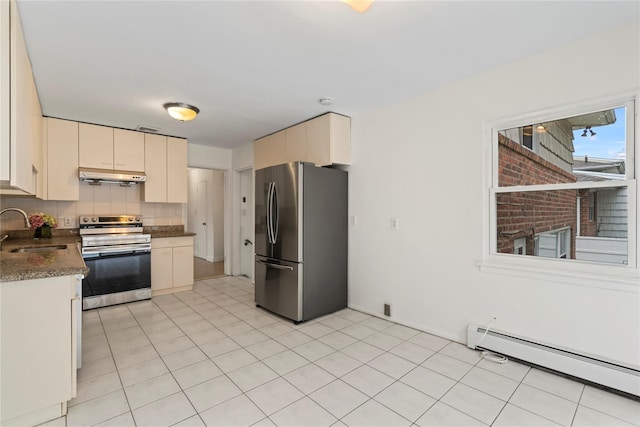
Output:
232 165 254 280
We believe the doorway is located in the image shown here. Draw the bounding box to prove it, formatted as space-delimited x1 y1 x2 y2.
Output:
187 168 226 279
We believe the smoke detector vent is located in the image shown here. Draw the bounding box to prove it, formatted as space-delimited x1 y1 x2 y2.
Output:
136 125 160 133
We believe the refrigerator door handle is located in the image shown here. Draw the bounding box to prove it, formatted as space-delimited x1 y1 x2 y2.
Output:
266 182 275 244
256 258 294 271
272 183 279 243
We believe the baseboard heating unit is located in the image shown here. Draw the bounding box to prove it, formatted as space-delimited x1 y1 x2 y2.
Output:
467 324 640 397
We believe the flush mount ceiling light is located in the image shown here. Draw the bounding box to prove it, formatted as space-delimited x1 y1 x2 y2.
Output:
163 102 200 122
319 97 334 106
341 0 374 13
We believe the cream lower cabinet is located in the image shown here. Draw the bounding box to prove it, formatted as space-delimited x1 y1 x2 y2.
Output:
151 236 194 296
1 275 78 426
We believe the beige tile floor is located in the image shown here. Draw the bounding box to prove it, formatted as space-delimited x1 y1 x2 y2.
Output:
45 276 639 427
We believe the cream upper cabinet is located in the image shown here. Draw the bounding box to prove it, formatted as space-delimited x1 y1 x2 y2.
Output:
306 113 351 166
142 133 167 202
142 134 188 203
114 128 145 171
79 124 145 171
79 123 114 169
0 0 43 196
167 137 188 203
285 123 306 163
254 131 286 170
43 118 79 201
253 113 350 170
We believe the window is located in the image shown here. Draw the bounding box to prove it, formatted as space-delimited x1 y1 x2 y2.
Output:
522 125 534 150
514 238 526 255
489 99 636 269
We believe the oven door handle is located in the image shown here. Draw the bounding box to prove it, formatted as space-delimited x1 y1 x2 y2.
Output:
82 245 151 257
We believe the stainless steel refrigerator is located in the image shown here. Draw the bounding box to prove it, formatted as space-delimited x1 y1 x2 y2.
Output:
255 161 348 323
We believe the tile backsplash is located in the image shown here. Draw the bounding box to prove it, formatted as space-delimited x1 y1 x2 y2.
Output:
0 183 184 230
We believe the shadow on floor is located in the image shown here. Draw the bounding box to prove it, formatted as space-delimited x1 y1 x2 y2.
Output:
194 256 225 280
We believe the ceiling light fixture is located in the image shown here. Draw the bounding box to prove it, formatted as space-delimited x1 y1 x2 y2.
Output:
163 102 200 122
319 97 334 106
341 0 374 13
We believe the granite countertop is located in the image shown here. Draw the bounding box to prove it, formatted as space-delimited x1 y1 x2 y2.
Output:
144 225 195 238
0 236 89 282
149 231 196 238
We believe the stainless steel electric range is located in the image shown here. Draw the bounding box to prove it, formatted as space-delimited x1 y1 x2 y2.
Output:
79 215 151 310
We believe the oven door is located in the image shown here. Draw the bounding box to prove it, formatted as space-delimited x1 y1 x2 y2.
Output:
82 250 151 310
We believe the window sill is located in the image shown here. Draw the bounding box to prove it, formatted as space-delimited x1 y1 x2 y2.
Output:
478 257 639 293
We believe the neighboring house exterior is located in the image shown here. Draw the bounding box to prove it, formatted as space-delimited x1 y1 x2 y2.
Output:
573 156 628 264
496 110 627 263
574 156 628 239
496 128 577 258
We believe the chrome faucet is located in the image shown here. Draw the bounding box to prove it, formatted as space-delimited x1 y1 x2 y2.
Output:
0 207 31 228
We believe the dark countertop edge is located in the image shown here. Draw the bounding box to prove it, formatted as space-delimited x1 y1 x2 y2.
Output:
2 267 90 282
150 232 196 238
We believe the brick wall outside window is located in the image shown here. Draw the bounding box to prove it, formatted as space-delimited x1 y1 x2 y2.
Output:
497 135 577 257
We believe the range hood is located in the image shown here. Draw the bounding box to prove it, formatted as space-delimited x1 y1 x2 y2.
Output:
78 168 146 186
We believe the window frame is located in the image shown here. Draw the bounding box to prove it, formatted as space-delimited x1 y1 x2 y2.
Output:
481 96 638 290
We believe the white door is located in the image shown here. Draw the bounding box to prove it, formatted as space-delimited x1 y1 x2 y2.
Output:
239 169 253 278
194 180 208 259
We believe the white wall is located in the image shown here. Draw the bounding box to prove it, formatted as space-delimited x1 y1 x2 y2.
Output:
187 168 225 262
188 143 232 170
211 170 225 261
348 22 640 368
231 143 254 276
232 143 253 171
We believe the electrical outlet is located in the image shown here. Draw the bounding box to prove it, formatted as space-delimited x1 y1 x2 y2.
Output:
351 215 357 226
384 303 391 316
390 217 399 230
64 217 73 227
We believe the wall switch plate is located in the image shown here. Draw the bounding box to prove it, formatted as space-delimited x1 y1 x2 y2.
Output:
384 304 391 316
351 215 357 226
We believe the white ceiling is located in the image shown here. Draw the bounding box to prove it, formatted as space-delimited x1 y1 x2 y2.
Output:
16 0 638 150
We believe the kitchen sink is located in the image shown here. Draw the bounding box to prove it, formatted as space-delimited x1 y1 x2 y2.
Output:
10 245 68 253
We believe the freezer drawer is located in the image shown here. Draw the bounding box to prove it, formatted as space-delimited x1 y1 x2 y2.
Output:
255 256 302 321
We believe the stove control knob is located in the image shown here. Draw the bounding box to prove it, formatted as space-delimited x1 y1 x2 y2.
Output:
135 216 141 222
128 217 133 222
91 217 97 222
